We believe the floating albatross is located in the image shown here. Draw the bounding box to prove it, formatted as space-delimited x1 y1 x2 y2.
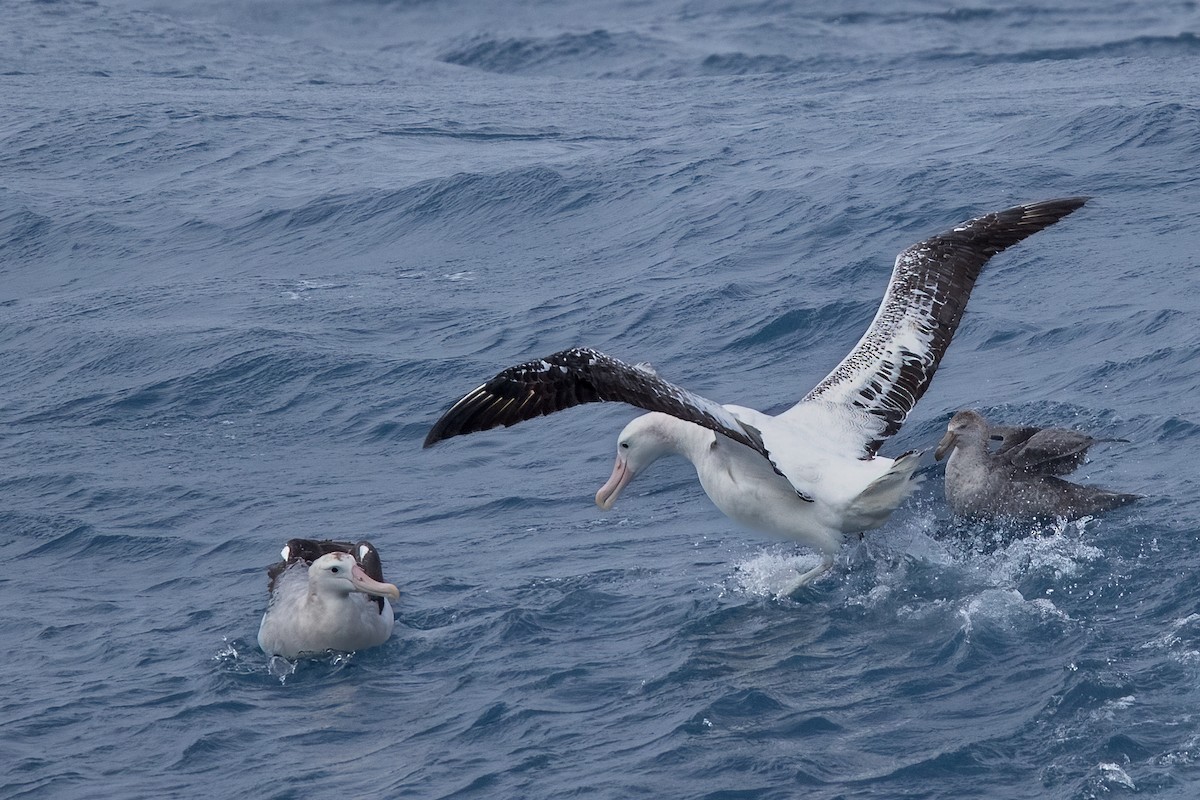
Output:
935 409 1139 521
425 198 1088 592
257 538 400 658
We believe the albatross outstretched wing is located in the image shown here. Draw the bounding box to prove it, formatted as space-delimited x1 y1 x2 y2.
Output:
423 347 771 460
786 197 1089 457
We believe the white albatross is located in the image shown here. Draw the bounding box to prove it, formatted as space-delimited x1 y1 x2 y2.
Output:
257 539 400 659
424 198 1089 592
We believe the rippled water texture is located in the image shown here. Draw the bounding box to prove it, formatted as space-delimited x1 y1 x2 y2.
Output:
3 0 1199 798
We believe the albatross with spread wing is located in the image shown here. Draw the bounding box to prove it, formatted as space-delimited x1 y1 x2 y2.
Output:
425 198 1089 592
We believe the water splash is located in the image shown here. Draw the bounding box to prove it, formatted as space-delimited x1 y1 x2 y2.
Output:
267 655 299 684
723 547 827 599
1097 761 1136 790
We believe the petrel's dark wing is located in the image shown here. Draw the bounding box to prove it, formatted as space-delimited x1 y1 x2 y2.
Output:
992 425 1124 476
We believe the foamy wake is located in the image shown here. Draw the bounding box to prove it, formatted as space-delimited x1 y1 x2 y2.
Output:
722 549 829 599
722 514 1108 631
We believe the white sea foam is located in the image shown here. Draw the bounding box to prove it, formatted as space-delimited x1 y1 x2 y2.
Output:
724 548 827 599
1139 613 1200 666
723 512 1103 631
1097 761 1136 790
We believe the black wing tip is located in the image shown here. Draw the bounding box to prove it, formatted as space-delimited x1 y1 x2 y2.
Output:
423 412 488 448
958 196 1089 234
423 417 453 447
424 382 502 448
422 349 614 449
941 195 1090 258
1030 195 1090 208
423 411 457 447
1018 195 1090 219
978 196 1088 232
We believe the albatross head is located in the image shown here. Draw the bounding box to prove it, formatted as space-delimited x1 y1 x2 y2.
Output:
595 413 680 510
309 552 400 601
935 409 989 461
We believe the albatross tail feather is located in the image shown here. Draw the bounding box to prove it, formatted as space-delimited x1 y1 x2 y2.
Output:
843 450 923 531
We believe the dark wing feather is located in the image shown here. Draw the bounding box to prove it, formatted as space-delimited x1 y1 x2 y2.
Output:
987 424 1042 446
423 347 770 460
792 197 1089 457
993 426 1124 477
267 538 334 594
352 540 387 613
267 538 387 613
352 541 385 583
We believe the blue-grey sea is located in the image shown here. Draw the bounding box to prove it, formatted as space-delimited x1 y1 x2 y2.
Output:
3 1 1200 798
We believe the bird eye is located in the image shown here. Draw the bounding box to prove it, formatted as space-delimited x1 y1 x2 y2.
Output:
620 442 630 449
330 566 340 574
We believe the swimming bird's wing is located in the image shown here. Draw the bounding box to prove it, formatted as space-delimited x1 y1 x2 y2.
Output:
993 426 1112 476
352 541 387 613
267 539 324 595
352 541 386 584
987 424 1041 447
423 347 772 460
783 197 1090 457
266 538 389 612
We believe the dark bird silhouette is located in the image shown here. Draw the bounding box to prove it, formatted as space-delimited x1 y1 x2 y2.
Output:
935 410 1139 520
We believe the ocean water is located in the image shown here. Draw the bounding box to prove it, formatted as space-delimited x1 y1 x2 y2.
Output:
3 0 1200 797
